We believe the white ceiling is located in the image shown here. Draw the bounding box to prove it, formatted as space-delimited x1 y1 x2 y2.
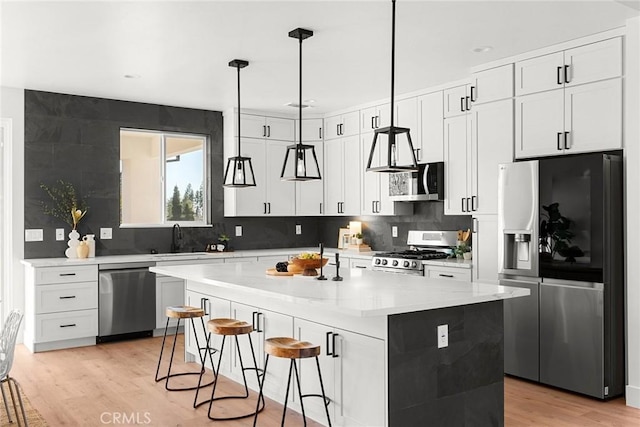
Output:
1 1 638 115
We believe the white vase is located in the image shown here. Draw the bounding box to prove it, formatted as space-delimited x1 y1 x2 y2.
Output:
65 229 80 258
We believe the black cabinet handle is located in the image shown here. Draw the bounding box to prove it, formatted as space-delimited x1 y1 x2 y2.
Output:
263 202 267 214
252 311 258 330
557 66 563 85
376 115 380 128
267 125 271 138
332 333 339 358
326 331 333 356
460 97 465 113
201 298 209 316
465 96 470 111
466 198 471 212
557 132 563 151
439 274 454 278
377 201 381 213
257 312 264 333
263 125 266 137
59 273 76 276
336 124 340 136
471 195 477 211
319 127 322 139
59 295 76 299
268 202 271 214
470 86 476 102
355 265 367 269
564 131 570 149
371 201 376 214
371 116 375 130
461 198 466 212
319 202 323 214
60 324 77 328
564 65 570 84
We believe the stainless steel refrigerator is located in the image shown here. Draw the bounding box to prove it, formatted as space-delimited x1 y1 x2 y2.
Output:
498 152 624 399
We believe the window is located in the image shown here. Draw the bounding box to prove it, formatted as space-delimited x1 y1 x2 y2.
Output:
120 129 209 226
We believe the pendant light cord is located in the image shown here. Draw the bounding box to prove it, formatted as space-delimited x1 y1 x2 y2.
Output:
298 35 303 155
390 0 396 130
236 65 241 157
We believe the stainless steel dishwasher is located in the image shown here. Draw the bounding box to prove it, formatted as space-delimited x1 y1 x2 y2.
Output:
98 262 156 342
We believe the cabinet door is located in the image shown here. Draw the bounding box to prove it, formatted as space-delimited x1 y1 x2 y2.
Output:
341 111 360 137
334 329 385 427
377 103 391 129
444 115 469 215
471 64 514 105
565 37 622 87
394 97 418 166
324 139 344 215
232 139 267 215
515 51 565 96
230 302 262 390
443 84 468 118
185 291 230 373
564 78 622 154
361 134 381 215
295 140 324 216
266 117 295 141
515 90 564 159
471 99 514 215
296 118 323 142
472 215 499 283
156 277 184 329
325 115 342 140
341 135 361 216
417 91 444 163
260 309 294 399
240 114 267 139
361 107 378 133
265 140 296 216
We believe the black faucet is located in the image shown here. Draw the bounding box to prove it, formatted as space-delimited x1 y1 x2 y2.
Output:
170 223 182 253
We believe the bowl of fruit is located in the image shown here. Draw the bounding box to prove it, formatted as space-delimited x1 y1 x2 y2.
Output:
290 252 329 276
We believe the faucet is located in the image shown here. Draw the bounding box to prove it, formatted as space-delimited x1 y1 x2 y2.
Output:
171 223 182 253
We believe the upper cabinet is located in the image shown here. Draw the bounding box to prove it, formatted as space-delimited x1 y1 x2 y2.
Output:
325 111 360 140
515 37 623 159
361 104 391 133
295 118 323 142
515 37 622 96
294 118 324 216
417 91 444 163
324 135 361 216
239 114 295 141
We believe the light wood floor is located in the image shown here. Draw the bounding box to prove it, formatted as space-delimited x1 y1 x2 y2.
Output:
10 336 640 426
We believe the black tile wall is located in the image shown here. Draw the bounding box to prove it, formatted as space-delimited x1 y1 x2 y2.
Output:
387 301 504 426
24 90 472 258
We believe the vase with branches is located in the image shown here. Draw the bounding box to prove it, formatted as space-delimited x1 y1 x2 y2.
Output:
40 180 88 230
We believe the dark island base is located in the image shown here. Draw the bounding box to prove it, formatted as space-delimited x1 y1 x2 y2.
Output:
388 300 504 426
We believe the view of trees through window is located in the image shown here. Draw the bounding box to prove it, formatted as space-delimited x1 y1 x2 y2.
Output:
166 183 204 221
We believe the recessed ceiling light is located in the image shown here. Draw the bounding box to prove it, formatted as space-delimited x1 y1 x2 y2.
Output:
284 102 312 109
472 46 493 53
124 74 141 79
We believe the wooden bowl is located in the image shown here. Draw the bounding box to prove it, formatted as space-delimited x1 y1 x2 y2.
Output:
290 257 329 276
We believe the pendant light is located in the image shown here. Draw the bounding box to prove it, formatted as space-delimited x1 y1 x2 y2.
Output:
223 59 257 187
366 0 419 173
281 28 322 181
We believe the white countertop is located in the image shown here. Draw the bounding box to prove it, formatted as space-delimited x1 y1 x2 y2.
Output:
21 247 380 268
150 261 528 317
422 258 473 269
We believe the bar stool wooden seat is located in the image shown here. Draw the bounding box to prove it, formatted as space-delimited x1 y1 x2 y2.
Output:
253 337 332 427
194 318 265 421
155 305 216 393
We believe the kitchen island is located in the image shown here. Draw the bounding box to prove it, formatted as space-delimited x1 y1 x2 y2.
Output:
150 261 529 427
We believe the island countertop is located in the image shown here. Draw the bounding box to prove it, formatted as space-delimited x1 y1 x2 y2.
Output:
150 261 529 317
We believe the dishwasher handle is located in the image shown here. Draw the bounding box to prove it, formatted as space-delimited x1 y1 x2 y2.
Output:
99 262 156 270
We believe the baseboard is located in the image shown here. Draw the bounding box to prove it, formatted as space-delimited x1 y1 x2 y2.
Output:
626 384 640 409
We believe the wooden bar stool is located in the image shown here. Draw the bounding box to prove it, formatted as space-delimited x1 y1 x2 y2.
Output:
194 318 265 421
155 305 216 393
253 337 332 427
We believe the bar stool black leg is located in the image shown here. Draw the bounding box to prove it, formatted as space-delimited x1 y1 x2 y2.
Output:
292 359 308 426
315 356 332 427
235 335 250 398
253 354 270 427
164 317 182 390
154 316 171 382
280 359 295 426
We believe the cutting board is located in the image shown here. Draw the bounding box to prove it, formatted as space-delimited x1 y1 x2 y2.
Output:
266 268 294 276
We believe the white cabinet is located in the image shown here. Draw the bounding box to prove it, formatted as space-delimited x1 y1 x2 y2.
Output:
424 265 472 282
295 118 324 142
224 138 296 216
349 258 371 270
416 91 444 163
444 84 470 118
185 290 231 372
445 64 514 118
231 303 293 399
24 264 99 352
323 135 361 216
393 97 419 166
325 111 359 139
295 140 325 216
155 276 185 329
472 214 499 284
361 104 391 132
515 78 622 158
515 37 622 96
294 319 385 427
240 114 295 141
445 99 513 215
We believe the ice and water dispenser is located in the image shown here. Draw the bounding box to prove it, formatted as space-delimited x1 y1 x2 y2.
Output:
503 231 534 271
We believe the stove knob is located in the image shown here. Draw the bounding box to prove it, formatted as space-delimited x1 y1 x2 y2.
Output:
411 261 418 268
375 258 382 265
403 261 410 268
392 260 399 267
382 259 388 266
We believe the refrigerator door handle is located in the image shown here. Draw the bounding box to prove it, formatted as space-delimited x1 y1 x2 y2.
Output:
541 279 604 291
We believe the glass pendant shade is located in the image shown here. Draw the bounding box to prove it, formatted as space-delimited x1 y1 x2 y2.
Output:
281 27 322 182
223 59 257 188
366 0 419 173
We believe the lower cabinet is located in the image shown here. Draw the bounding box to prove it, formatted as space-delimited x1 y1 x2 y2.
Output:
424 265 472 282
293 318 385 427
472 214 499 283
155 276 185 329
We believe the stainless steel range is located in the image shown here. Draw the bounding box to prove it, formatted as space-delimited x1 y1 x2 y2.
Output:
371 230 457 275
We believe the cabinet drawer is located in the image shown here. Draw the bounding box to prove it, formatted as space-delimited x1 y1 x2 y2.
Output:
35 282 98 314
34 309 98 343
425 266 471 282
35 265 98 285
349 259 371 270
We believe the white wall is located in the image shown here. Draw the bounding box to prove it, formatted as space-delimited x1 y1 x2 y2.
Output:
0 86 25 341
625 16 640 409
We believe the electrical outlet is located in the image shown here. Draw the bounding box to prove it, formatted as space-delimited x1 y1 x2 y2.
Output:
100 227 113 239
235 226 243 237
25 229 44 242
392 226 398 238
296 224 302 235
437 324 449 349
56 228 65 241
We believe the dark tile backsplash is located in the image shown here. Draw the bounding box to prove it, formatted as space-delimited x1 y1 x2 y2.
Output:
24 90 471 258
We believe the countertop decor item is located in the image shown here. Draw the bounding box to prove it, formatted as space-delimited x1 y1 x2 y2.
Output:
280 27 322 182
223 59 256 188
291 256 328 276
366 0 419 174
